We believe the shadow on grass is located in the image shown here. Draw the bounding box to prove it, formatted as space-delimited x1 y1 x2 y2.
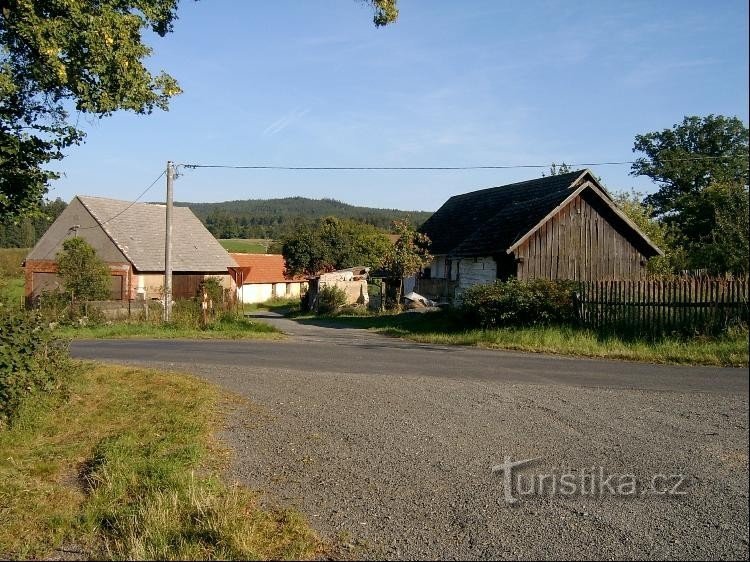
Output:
294 308 747 346
294 309 468 336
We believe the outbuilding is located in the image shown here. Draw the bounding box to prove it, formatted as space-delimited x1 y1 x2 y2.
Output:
24 195 235 303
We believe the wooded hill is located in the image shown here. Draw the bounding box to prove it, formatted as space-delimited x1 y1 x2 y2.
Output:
0 196 433 247
174 197 433 239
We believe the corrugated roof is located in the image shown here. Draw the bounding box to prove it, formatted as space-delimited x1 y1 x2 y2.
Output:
77 196 235 272
229 254 305 283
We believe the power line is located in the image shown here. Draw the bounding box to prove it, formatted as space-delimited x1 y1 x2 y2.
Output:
178 155 736 172
76 169 166 230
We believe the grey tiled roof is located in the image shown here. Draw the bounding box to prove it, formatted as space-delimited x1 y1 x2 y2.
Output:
78 196 235 272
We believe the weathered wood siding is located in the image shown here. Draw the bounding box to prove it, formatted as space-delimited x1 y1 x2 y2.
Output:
515 193 648 281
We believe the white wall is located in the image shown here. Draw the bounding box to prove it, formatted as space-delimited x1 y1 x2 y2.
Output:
238 283 274 304
458 257 497 289
238 281 306 304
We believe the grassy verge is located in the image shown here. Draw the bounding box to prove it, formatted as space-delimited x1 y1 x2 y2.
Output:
0 248 27 307
296 310 749 367
0 363 323 560
242 296 301 315
57 315 283 340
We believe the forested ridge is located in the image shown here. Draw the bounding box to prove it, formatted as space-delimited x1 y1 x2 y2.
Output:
175 196 433 239
0 196 433 247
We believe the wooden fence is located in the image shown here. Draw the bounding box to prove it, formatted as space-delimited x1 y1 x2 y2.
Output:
576 278 749 335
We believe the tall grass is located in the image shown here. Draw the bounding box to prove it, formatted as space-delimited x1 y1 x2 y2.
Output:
0 364 323 559
298 310 749 367
0 248 27 306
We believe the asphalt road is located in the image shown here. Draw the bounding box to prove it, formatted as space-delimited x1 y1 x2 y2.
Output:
71 315 750 560
71 313 747 393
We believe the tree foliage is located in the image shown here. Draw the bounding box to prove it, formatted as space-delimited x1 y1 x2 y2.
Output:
282 216 392 276
0 197 66 247
630 115 749 274
365 0 399 26
190 196 431 240
543 162 572 176
613 190 684 275
693 182 749 275
56 237 110 300
382 219 431 280
0 0 182 220
631 116 748 230
381 219 431 306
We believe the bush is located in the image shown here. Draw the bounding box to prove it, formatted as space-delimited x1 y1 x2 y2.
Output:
317 285 347 314
461 278 580 328
0 310 74 426
56 238 111 301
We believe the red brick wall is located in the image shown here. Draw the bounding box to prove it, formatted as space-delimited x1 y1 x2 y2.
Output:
24 260 132 303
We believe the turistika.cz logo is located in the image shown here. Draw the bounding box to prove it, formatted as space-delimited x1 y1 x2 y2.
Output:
491 456 688 505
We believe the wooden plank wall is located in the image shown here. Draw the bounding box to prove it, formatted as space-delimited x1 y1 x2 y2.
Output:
515 194 647 281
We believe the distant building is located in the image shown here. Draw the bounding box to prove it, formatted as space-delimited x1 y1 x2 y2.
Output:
305 266 370 311
229 253 307 304
418 170 662 300
24 195 235 303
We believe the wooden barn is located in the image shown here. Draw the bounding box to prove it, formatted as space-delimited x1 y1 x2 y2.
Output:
24 195 236 303
418 170 662 297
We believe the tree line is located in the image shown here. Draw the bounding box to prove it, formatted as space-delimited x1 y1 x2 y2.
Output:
179 197 432 239
0 198 67 248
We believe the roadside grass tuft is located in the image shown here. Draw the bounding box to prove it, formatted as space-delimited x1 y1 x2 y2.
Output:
0 363 323 560
57 315 283 340
296 310 749 367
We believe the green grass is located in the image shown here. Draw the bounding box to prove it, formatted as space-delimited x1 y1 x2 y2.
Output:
58 315 283 340
296 310 749 367
242 296 301 314
0 248 27 307
0 363 324 560
219 239 272 253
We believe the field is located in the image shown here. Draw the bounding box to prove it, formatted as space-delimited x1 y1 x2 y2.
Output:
218 239 273 253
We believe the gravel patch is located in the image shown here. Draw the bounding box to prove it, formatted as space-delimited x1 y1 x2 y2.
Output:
153 361 748 560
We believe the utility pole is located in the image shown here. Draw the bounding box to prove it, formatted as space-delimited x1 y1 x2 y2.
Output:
164 160 175 322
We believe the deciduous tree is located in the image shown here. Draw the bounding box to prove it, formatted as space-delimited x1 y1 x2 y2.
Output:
630 115 749 274
282 217 392 276
382 219 431 305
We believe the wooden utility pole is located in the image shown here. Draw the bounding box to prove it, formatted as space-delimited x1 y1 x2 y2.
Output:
164 161 175 321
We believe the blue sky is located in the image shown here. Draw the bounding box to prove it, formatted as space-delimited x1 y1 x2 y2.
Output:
49 0 749 212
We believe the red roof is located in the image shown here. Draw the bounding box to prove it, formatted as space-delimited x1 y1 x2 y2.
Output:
229 253 305 284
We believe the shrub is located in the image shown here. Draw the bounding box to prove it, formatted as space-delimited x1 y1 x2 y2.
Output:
460 278 580 328
0 310 74 426
317 285 347 314
56 238 111 301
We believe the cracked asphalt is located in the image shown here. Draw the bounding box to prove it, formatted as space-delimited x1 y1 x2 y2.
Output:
72 313 749 560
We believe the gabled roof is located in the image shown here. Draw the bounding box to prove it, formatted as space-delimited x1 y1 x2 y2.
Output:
229 254 306 283
77 196 235 272
420 170 662 258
